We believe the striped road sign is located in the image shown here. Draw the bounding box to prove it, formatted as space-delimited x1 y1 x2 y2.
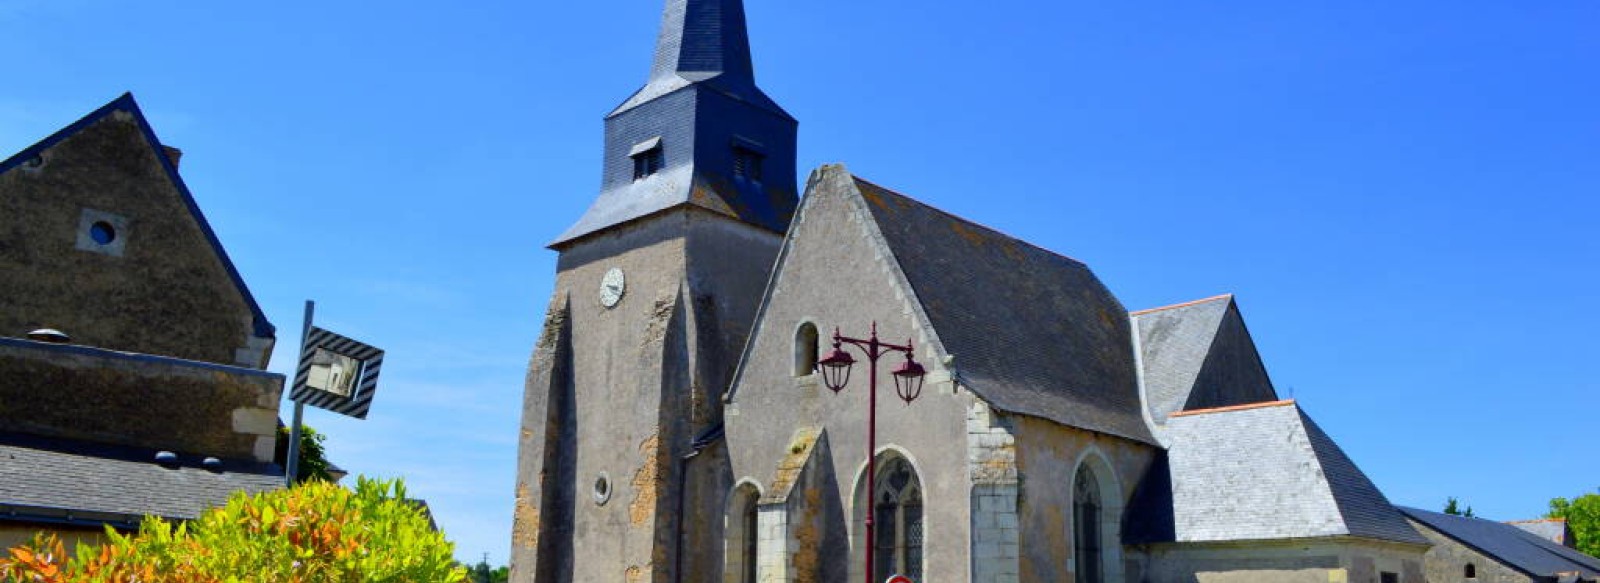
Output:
290 326 383 419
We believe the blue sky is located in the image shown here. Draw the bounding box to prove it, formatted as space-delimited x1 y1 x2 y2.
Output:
4 0 1596 565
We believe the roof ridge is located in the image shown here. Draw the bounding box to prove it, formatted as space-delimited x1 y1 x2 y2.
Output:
1168 399 1295 418
851 176 1089 268
1507 518 1566 524
1131 294 1235 317
0 92 135 174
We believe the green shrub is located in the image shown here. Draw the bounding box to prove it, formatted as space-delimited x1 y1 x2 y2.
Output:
1 477 466 582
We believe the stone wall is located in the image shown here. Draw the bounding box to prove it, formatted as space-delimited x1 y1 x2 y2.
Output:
1129 537 1429 583
725 167 979 582
1010 413 1158 583
968 402 1020 583
512 209 785 583
1407 518 1533 583
0 107 272 367
0 337 284 463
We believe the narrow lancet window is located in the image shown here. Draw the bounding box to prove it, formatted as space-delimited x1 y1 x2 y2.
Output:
726 483 761 583
795 322 818 376
871 457 923 582
1074 466 1103 583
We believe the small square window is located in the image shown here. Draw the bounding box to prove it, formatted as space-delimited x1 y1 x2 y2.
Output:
1379 572 1398 583
629 137 664 181
733 147 763 183
632 149 663 180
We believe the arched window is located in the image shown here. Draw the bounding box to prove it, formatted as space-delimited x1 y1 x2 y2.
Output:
1464 563 1476 578
1074 466 1103 583
725 483 761 583
872 457 923 582
794 322 819 376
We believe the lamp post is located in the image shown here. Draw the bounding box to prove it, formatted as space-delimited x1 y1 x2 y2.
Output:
816 322 927 583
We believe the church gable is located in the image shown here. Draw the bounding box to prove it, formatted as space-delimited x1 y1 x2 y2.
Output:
0 93 274 367
1133 295 1277 426
722 164 980 581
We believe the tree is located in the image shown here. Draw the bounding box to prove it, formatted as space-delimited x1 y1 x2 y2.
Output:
1444 496 1476 518
274 423 334 484
0 477 466 582
1547 490 1600 558
465 555 509 583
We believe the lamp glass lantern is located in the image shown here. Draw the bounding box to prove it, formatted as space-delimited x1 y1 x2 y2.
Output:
818 342 856 392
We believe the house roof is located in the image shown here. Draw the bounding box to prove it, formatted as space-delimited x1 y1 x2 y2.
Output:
0 93 275 340
0 432 282 523
1127 400 1426 545
1401 507 1600 581
850 175 1155 444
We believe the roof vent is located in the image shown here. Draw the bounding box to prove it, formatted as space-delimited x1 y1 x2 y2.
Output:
202 457 223 472
26 328 70 344
155 451 179 468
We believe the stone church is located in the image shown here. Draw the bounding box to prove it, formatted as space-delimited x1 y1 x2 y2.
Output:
512 1 1436 581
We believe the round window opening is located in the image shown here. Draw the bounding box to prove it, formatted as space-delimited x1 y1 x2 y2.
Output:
89 221 116 245
593 472 612 505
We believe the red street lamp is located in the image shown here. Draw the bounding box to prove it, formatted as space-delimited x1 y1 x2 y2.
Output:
815 322 928 583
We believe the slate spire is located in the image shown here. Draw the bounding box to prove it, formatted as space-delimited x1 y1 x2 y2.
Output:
549 0 797 248
650 0 755 84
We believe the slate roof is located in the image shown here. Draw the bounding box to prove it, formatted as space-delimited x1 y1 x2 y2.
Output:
1126 400 1426 545
1132 295 1278 429
0 432 282 522
610 0 787 118
553 0 795 247
851 177 1155 444
0 93 275 340
1401 507 1600 581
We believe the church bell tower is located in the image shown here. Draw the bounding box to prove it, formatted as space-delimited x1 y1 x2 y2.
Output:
511 0 797 580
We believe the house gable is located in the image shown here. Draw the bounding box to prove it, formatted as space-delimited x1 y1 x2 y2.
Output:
0 93 274 367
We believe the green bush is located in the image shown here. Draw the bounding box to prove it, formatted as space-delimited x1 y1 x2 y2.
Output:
2 477 466 582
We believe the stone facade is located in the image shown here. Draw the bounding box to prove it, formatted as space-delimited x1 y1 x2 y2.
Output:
0 94 285 548
723 169 977 582
1407 518 1531 583
0 97 273 367
512 210 787 583
1129 539 1427 583
0 338 283 463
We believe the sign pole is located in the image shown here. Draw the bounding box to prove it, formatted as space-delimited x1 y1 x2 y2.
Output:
285 300 314 487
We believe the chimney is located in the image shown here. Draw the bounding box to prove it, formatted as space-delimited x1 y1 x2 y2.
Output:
161 146 183 170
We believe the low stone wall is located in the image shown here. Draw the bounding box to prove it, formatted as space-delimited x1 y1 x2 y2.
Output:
1128 537 1428 583
0 337 283 462
1407 518 1535 583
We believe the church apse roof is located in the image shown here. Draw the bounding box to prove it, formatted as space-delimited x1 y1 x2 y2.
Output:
1125 400 1427 546
847 173 1155 444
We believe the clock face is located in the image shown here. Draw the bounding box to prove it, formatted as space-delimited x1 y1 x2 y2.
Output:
599 267 626 308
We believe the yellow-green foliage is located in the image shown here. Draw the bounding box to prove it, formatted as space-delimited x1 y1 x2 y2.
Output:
1 477 467 582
